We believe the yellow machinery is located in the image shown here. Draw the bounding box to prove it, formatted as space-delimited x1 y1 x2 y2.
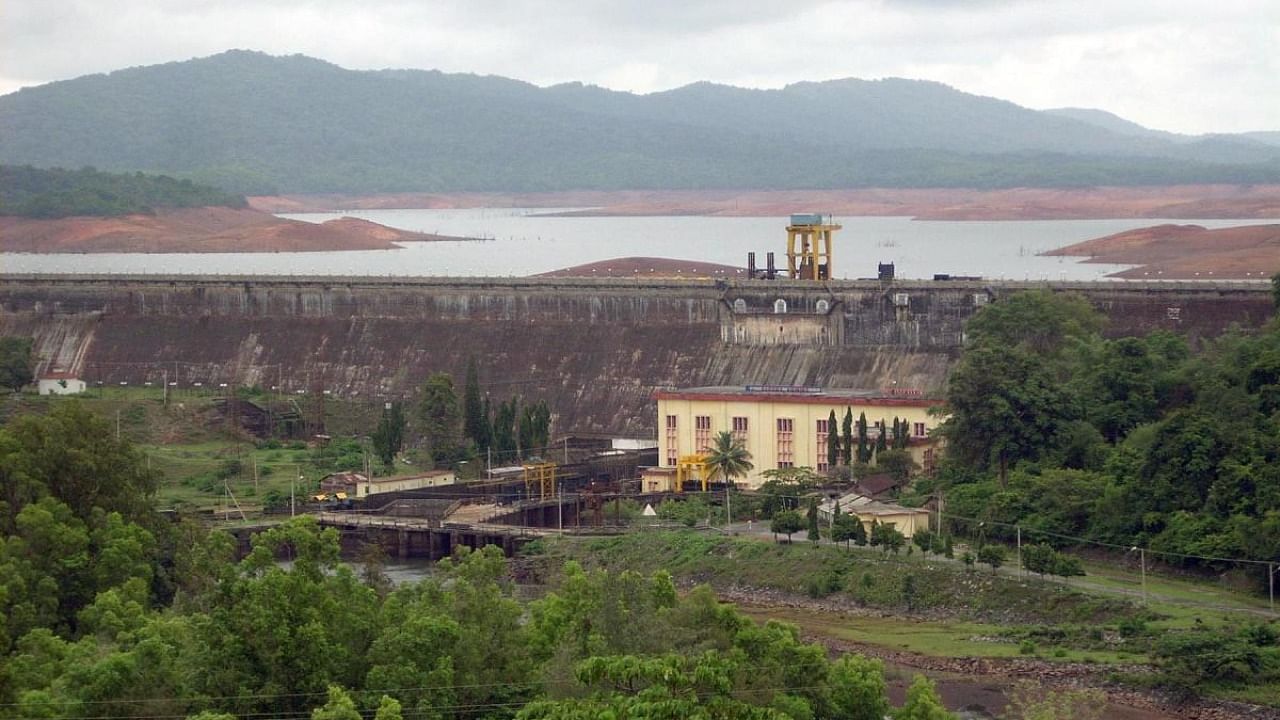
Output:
674 454 713 493
786 213 840 280
523 462 557 500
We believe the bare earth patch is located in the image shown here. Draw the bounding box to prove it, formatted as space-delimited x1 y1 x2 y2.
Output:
1046 223 1280 279
0 207 478 253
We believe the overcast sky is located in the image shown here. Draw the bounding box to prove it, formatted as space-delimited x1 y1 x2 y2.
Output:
3 0 1277 134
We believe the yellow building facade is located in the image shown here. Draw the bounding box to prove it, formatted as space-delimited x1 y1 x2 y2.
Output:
654 385 942 488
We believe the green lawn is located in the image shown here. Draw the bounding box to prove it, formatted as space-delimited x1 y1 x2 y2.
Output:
739 606 1143 665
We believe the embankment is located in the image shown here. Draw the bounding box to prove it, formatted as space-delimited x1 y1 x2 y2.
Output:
0 275 1271 435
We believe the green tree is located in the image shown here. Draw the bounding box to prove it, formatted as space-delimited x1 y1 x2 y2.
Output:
705 431 754 487
771 510 804 543
912 528 936 556
842 408 854 466
373 696 404 720
832 510 862 550
893 675 955 719
828 655 890 720
942 345 1076 485
462 356 490 454
370 401 406 466
827 410 840 471
978 545 1007 573
875 419 889 455
3 402 159 528
806 498 820 543
877 449 915 483
856 412 870 463
0 336 34 392
517 400 552 459
311 685 361 720
492 397 519 464
417 372 461 464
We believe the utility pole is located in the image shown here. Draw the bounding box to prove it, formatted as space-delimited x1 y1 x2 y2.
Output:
557 485 563 533
1139 548 1147 605
1270 563 1276 615
725 480 732 527
162 369 168 407
292 465 298 518
1016 526 1022 576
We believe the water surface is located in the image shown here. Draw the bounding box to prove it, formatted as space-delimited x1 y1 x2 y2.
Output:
3 210 1272 280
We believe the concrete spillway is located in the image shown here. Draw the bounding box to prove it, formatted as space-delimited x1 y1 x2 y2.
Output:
0 274 1271 435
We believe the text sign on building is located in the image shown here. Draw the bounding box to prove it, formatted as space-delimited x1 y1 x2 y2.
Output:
743 384 824 394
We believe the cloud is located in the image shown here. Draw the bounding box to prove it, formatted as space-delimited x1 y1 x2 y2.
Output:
0 0 1276 133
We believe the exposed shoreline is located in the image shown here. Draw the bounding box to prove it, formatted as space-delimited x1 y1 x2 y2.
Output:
0 207 483 254
1046 223 1280 279
248 185 1280 221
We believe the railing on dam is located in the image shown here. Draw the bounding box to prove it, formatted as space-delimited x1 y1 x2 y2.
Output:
0 273 1270 293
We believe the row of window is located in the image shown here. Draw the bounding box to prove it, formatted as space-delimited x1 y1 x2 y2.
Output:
665 414 928 468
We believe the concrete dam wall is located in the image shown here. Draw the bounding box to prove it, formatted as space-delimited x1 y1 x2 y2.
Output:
0 275 1271 435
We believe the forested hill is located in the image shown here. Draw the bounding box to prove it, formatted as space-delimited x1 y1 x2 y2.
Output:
0 165 246 218
2 50 1279 194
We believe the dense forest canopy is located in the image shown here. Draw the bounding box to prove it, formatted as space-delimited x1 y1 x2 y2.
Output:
0 165 246 218
0 402 958 719
936 289 1280 576
1 50 1279 194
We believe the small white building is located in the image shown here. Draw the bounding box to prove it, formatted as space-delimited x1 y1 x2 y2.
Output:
354 470 456 499
37 372 86 396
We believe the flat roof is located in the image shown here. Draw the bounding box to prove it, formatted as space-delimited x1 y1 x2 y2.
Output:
654 385 940 407
366 470 454 484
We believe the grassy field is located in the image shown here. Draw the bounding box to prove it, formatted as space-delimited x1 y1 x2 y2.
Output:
738 607 1141 665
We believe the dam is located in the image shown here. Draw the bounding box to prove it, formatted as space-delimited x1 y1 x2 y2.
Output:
0 274 1271 435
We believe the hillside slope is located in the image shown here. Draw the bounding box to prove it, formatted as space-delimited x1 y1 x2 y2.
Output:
2 50 1279 193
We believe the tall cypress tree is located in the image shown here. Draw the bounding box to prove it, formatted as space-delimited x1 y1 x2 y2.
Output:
827 409 840 471
856 412 870 463
876 418 889 454
462 356 490 453
493 397 518 464
841 408 854 465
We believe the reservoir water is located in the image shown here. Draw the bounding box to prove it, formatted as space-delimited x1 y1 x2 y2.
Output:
2 209 1273 280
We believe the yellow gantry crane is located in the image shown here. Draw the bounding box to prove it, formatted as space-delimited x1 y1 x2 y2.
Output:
674 454 713 493
785 213 840 281
523 462 557 500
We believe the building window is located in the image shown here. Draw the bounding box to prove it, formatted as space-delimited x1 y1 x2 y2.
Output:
733 298 747 313
695 415 712 452
816 418 829 472
913 422 926 438
732 416 748 446
665 415 678 465
773 298 787 314
873 420 883 439
776 417 794 468
815 299 830 313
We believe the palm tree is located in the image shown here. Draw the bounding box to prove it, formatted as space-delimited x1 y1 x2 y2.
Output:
704 430 753 525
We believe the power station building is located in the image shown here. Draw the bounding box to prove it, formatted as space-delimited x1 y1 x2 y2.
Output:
651 385 943 489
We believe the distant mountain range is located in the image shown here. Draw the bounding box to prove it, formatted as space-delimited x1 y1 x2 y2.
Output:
1 50 1277 194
